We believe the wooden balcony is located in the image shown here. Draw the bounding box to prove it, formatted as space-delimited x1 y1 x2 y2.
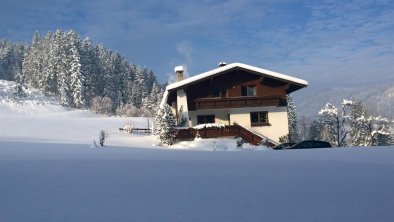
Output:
194 96 287 110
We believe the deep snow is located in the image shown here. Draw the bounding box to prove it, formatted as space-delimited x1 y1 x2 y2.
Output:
1 80 394 221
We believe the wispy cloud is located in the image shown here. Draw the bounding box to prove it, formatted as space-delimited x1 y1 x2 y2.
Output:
1 0 393 92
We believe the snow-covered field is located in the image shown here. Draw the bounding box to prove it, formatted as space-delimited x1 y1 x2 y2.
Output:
1 80 394 221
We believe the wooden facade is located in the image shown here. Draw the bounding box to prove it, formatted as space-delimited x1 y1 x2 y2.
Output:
194 96 287 110
167 68 290 111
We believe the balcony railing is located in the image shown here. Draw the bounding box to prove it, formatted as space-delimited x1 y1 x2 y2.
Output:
194 96 287 110
175 124 276 147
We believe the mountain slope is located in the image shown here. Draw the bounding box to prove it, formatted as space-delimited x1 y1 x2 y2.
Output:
295 82 394 119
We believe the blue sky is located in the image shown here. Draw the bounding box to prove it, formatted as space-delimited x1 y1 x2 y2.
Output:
1 0 393 94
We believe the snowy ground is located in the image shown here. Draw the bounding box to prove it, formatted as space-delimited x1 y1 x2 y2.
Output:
1 80 394 221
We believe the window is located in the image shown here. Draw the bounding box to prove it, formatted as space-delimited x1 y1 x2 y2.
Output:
241 85 256 96
197 115 215 124
212 87 226 98
212 88 221 97
250 111 269 126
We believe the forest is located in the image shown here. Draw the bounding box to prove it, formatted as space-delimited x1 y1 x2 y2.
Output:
0 30 163 117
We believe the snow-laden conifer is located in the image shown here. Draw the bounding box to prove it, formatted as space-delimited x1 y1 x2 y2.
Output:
287 94 299 142
155 104 176 146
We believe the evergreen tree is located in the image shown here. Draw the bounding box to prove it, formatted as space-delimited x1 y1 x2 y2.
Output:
14 73 27 97
349 100 370 146
155 104 176 146
66 30 84 108
0 39 26 80
7 30 160 116
287 94 299 142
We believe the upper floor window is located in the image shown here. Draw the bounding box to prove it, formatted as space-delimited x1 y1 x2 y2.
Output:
212 87 226 98
241 85 256 96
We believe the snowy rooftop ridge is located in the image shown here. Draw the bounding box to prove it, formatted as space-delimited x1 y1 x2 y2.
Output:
166 62 308 91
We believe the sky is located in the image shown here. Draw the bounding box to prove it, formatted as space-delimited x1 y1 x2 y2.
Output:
1 0 394 95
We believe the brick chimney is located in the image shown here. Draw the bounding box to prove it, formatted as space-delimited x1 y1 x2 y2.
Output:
175 65 184 81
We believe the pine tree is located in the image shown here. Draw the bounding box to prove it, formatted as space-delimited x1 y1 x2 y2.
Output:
66 30 84 108
287 94 299 142
155 104 176 146
307 119 319 140
14 73 27 97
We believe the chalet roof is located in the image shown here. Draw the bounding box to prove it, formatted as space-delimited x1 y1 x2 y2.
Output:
160 62 308 107
166 62 308 92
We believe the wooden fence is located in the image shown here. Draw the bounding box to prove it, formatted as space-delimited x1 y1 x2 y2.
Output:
175 124 275 147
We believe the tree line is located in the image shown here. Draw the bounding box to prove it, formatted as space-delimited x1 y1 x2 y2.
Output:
287 97 393 147
0 30 164 116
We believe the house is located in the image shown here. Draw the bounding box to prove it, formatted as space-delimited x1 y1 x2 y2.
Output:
161 62 308 144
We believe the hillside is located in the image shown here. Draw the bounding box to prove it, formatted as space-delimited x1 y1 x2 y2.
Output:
296 82 394 119
0 79 157 146
0 80 257 150
1 79 394 222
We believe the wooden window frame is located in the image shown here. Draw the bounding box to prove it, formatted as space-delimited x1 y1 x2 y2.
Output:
197 115 215 124
250 111 270 127
241 85 256 96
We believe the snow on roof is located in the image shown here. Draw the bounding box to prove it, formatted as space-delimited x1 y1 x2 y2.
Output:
166 62 308 91
174 65 184 72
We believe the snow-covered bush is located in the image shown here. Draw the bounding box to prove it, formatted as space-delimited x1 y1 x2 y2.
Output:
116 103 138 117
91 96 113 115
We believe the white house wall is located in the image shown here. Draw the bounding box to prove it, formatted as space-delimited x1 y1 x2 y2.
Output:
176 89 190 127
230 106 288 143
189 109 230 126
189 106 288 143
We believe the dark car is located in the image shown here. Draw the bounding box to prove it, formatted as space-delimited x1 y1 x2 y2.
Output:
285 140 332 149
273 142 296 150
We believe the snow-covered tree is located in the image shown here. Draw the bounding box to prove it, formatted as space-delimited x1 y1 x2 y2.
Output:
66 31 84 108
0 39 26 81
308 119 323 141
298 116 310 141
316 101 352 147
14 73 27 97
310 99 392 147
91 96 113 115
287 94 299 142
116 102 138 117
8 30 161 116
155 104 176 146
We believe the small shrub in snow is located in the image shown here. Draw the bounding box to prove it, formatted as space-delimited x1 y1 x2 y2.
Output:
279 134 289 143
236 137 244 148
99 130 108 146
91 96 113 115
